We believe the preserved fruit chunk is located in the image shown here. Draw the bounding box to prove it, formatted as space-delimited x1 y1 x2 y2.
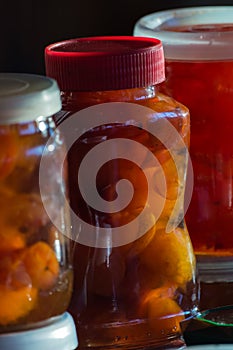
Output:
0 286 38 325
23 242 59 291
144 293 184 335
140 226 195 288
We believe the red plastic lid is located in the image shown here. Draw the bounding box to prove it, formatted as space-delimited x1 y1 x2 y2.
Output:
45 36 165 91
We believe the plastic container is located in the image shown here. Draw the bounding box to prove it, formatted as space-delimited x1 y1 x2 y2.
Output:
0 73 73 332
45 36 198 349
0 312 78 350
134 6 233 309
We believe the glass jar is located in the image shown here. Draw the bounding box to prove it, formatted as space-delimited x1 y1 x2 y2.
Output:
45 36 198 349
0 73 73 333
134 6 233 310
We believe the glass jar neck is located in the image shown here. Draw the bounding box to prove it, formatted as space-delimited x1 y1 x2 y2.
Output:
61 86 157 111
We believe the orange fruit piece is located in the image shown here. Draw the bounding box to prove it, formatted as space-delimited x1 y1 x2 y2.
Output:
119 206 156 258
0 127 19 180
0 225 25 252
97 159 148 216
23 241 59 290
9 193 50 233
0 251 31 289
0 190 50 238
0 189 26 252
0 285 37 325
146 293 184 336
154 157 180 201
142 284 178 305
140 226 195 288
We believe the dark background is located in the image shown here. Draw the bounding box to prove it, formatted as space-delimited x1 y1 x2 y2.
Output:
1 0 233 75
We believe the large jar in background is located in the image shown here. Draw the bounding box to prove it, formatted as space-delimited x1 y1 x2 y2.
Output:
45 36 198 350
134 6 233 310
0 73 74 338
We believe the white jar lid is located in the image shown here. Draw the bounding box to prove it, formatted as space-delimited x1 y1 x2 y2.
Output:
134 6 233 60
0 312 78 350
0 73 61 124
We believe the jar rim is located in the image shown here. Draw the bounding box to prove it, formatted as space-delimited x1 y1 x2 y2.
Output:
133 6 233 60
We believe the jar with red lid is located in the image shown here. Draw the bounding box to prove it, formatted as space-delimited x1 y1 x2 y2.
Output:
0 73 74 335
45 36 198 349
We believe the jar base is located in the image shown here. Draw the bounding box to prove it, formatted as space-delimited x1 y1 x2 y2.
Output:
76 319 186 350
77 341 185 350
78 336 185 350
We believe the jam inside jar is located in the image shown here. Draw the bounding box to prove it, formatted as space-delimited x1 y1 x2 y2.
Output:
134 6 233 309
45 36 198 350
134 6 233 257
0 74 73 332
65 89 197 349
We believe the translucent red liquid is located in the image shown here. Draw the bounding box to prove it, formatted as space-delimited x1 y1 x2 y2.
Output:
160 57 233 254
